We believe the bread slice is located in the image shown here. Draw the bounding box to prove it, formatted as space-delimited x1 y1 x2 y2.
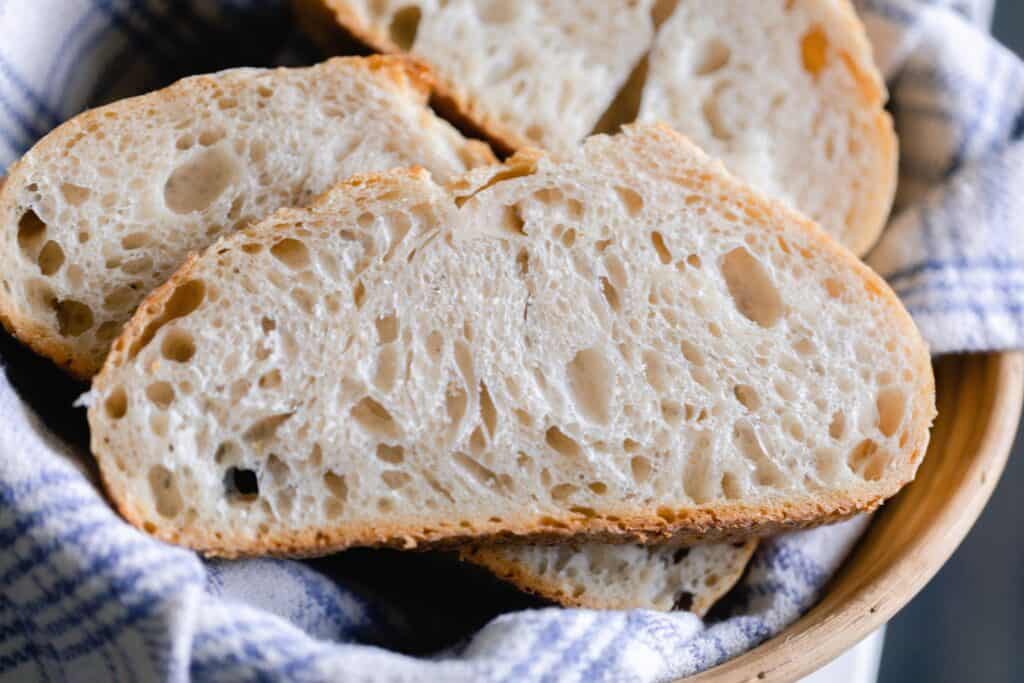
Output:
636 0 896 255
297 0 895 255
0 55 493 378
88 124 933 558
295 0 655 154
464 538 757 614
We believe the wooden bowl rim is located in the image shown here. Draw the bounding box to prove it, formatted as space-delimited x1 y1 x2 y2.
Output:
686 352 1024 683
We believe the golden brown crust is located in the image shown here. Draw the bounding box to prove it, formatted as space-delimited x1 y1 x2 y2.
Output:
823 0 899 255
297 0 528 156
461 538 759 616
91 126 935 559
0 55 479 379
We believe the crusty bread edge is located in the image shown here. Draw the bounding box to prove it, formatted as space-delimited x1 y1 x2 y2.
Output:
461 538 758 616
297 0 529 156
0 55 489 380
90 125 935 559
823 0 899 256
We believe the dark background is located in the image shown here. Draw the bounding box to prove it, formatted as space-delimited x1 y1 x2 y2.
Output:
878 3 1024 680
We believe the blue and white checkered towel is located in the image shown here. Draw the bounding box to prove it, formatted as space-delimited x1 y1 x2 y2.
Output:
0 1 1019 681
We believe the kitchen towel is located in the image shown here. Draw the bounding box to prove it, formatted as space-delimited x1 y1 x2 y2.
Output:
0 0 1018 681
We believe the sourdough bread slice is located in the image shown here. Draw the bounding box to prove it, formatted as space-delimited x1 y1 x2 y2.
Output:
636 0 896 255
298 0 895 254
88 124 933 558
296 0 655 153
464 539 757 614
0 56 493 378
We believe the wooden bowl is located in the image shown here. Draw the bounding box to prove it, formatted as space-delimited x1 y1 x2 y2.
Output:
689 352 1024 682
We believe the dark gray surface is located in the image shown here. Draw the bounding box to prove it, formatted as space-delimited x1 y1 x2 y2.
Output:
877 3 1024 681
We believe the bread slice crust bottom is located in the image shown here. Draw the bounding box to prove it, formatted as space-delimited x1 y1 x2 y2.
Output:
463 538 758 615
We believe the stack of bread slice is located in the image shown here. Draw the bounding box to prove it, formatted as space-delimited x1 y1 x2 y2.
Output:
0 0 934 618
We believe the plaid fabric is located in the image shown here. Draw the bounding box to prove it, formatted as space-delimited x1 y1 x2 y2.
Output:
0 1 1017 681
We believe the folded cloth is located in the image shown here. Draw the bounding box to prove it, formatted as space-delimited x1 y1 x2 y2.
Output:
0 1 1018 681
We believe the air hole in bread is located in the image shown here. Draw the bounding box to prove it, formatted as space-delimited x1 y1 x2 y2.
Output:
146 381 175 408
566 347 613 425
784 413 805 441
565 198 584 220
176 134 194 150
615 187 644 217
353 281 366 308
224 466 259 501
734 421 784 487
848 439 885 481
148 465 183 518
550 483 576 501
828 411 846 440
198 127 226 147
351 397 401 440
164 146 238 213
375 314 399 344
37 241 64 275
373 346 399 392
469 425 487 454
161 329 195 363
721 472 743 499
701 86 733 141
105 386 128 419
382 470 412 490
501 205 527 236
539 516 569 530
650 231 672 265
323 470 348 502
121 255 153 275
389 5 421 50
243 412 292 443
454 340 475 387
793 338 816 357
801 26 830 75
588 481 608 495
258 369 282 390
121 232 151 250
734 384 760 411
661 400 684 426
376 444 405 464
560 228 577 248
671 589 696 610
290 287 315 314
599 277 620 312
546 426 582 458
631 456 652 483
690 364 714 390
694 39 731 76
444 384 468 441
643 350 669 393
721 247 783 327
54 299 93 336
271 238 311 271
453 452 500 490
60 183 91 205
876 387 906 437
17 209 46 259
479 382 498 437
129 279 205 359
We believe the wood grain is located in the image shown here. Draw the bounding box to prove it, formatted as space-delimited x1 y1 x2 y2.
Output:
689 352 1024 682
